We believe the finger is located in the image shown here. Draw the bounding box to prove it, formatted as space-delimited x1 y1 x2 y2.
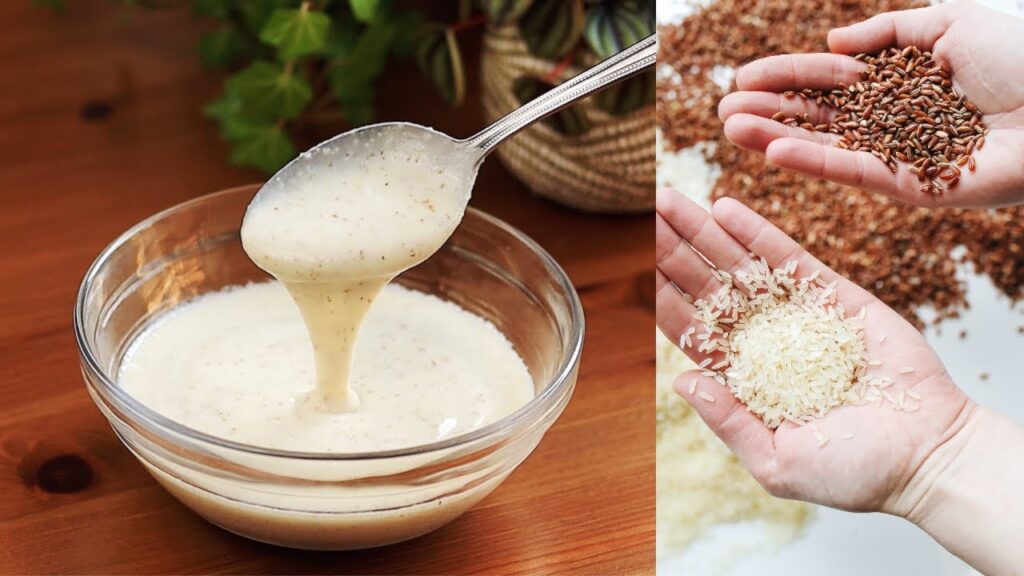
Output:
735 53 865 92
656 274 718 366
674 371 775 474
723 114 835 154
950 130 1024 208
655 267 672 293
718 91 839 125
711 197 876 312
655 270 693 348
763 138 925 203
827 4 955 55
656 188 751 276
656 212 723 301
656 269 727 366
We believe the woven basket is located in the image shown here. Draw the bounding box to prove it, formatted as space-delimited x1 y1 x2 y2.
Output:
480 26 655 214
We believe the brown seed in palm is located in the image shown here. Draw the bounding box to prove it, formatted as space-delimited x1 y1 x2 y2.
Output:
780 46 987 195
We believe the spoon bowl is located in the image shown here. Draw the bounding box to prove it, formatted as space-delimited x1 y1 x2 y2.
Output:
242 122 479 282
252 121 478 209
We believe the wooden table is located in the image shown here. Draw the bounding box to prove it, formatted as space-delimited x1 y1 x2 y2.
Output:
0 2 653 573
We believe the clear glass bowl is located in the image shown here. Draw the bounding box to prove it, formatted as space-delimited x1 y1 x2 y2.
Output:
73 185 583 550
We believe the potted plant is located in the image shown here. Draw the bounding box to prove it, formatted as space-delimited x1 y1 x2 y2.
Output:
39 0 654 212
461 0 656 212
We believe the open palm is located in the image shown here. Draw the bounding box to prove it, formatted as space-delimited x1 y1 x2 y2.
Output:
718 0 1024 208
655 188 975 515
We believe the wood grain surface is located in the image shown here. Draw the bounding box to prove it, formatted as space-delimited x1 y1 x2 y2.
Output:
0 2 654 574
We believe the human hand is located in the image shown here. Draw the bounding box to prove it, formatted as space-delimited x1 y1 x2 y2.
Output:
718 0 1024 208
655 188 975 514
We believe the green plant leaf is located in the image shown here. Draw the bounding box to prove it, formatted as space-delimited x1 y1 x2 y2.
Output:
238 0 290 36
326 53 376 125
476 0 532 26
513 77 589 136
593 69 654 115
583 1 652 59
259 7 331 60
192 0 229 18
414 28 465 106
227 60 313 121
327 18 398 125
349 0 380 23
199 26 245 68
389 10 425 57
326 19 395 99
338 84 376 126
326 72 375 125
518 0 584 60
204 88 241 122
229 123 296 172
324 12 360 58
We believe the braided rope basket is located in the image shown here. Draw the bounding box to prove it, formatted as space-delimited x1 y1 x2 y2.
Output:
481 26 655 213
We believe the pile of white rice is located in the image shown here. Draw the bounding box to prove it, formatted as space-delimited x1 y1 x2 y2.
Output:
682 259 917 428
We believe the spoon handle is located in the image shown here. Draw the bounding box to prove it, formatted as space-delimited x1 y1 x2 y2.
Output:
462 34 657 159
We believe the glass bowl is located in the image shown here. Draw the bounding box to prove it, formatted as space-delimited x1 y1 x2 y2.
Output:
73 185 583 550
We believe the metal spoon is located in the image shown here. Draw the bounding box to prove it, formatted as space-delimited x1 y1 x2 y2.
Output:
254 34 656 203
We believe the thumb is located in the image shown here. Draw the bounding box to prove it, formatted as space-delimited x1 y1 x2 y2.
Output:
674 370 776 476
827 3 955 55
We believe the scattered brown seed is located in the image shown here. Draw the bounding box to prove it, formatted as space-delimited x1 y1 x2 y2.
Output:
658 0 1022 329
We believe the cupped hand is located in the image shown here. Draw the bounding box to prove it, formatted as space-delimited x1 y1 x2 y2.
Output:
655 187 976 514
718 0 1024 208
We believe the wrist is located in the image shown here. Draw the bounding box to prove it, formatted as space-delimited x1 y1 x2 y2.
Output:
888 403 1024 574
888 400 981 524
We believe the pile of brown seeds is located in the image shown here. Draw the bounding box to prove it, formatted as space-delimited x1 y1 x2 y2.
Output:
779 46 988 196
658 0 1024 328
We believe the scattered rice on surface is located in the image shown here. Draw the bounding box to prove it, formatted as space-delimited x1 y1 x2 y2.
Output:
656 331 812 557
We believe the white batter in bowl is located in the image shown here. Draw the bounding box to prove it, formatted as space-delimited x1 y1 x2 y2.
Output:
74 185 583 550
